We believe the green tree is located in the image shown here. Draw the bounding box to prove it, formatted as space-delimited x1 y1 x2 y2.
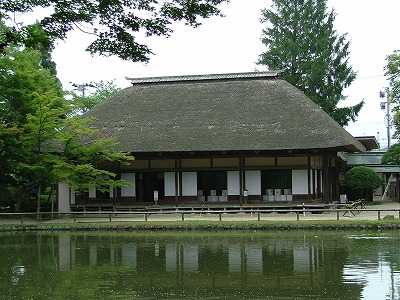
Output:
0 21 62 208
0 47 132 212
22 22 58 75
20 92 132 215
0 0 228 62
258 0 363 126
381 143 400 165
0 47 64 208
384 50 400 139
70 80 121 114
344 166 382 201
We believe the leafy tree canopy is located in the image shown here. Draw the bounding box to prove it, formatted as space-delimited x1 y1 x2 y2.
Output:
381 143 400 165
258 0 363 126
0 46 132 211
0 46 63 125
0 0 228 62
69 80 121 114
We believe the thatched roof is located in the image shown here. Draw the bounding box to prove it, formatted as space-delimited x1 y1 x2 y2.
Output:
86 72 365 153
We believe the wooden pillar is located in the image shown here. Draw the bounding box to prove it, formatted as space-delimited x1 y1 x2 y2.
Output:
175 158 179 206
307 169 311 200
323 154 330 203
312 169 316 200
239 156 244 205
332 162 340 203
397 173 400 203
113 162 119 207
179 170 183 205
318 170 322 199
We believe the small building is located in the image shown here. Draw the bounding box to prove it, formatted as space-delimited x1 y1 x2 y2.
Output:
58 72 365 212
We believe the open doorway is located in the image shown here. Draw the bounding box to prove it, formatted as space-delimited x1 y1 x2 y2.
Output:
136 172 165 202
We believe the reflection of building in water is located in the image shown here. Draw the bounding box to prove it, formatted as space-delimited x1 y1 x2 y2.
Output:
57 233 359 299
59 235 330 275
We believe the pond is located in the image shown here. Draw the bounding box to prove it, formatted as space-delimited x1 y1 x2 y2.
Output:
0 230 399 299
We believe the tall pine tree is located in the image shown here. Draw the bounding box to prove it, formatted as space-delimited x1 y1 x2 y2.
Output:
385 50 400 139
258 0 363 126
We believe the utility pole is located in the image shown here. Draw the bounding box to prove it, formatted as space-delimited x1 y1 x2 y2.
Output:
70 82 95 97
379 87 391 149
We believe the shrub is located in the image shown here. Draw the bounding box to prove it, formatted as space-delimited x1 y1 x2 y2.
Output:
345 166 382 201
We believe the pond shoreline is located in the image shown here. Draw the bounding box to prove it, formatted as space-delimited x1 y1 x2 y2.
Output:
2 220 400 232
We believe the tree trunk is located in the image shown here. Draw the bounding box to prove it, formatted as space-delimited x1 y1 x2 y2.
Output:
46 185 54 204
36 183 42 221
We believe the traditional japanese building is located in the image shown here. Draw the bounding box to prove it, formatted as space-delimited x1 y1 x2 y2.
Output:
58 71 365 212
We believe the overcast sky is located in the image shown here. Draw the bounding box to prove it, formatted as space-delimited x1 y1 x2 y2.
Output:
49 0 400 149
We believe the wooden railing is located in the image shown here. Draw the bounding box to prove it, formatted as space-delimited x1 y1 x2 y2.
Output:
0 206 399 224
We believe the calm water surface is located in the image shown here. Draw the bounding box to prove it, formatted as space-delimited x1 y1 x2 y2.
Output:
0 230 399 300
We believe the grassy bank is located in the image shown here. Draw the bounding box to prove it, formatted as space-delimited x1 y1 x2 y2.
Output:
1 218 400 231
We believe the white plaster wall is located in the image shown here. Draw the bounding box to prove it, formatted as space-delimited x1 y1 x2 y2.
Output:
121 173 135 197
182 172 197 196
292 169 308 194
89 186 96 198
164 172 176 196
67 186 76 205
227 171 240 195
245 170 261 195
58 183 71 213
320 171 324 192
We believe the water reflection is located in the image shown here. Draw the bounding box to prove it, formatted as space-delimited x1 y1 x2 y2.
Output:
0 231 399 299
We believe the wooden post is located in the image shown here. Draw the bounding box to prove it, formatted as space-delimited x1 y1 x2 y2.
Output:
323 153 331 203
239 156 244 206
397 173 400 203
175 158 179 206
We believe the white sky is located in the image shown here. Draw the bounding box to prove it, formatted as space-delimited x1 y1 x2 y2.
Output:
49 0 400 149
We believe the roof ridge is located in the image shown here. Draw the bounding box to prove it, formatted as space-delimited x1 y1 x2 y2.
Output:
125 71 283 85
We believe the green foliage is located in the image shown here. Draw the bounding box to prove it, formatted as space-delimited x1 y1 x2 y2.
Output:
0 47 63 200
22 22 57 75
0 46 132 211
345 166 382 201
258 0 363 126
0 0 228 62
69 80 121 114
345 166 382 190
0 48 63 125
381 143 400 165
385 50 400 139
0 19 58 75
